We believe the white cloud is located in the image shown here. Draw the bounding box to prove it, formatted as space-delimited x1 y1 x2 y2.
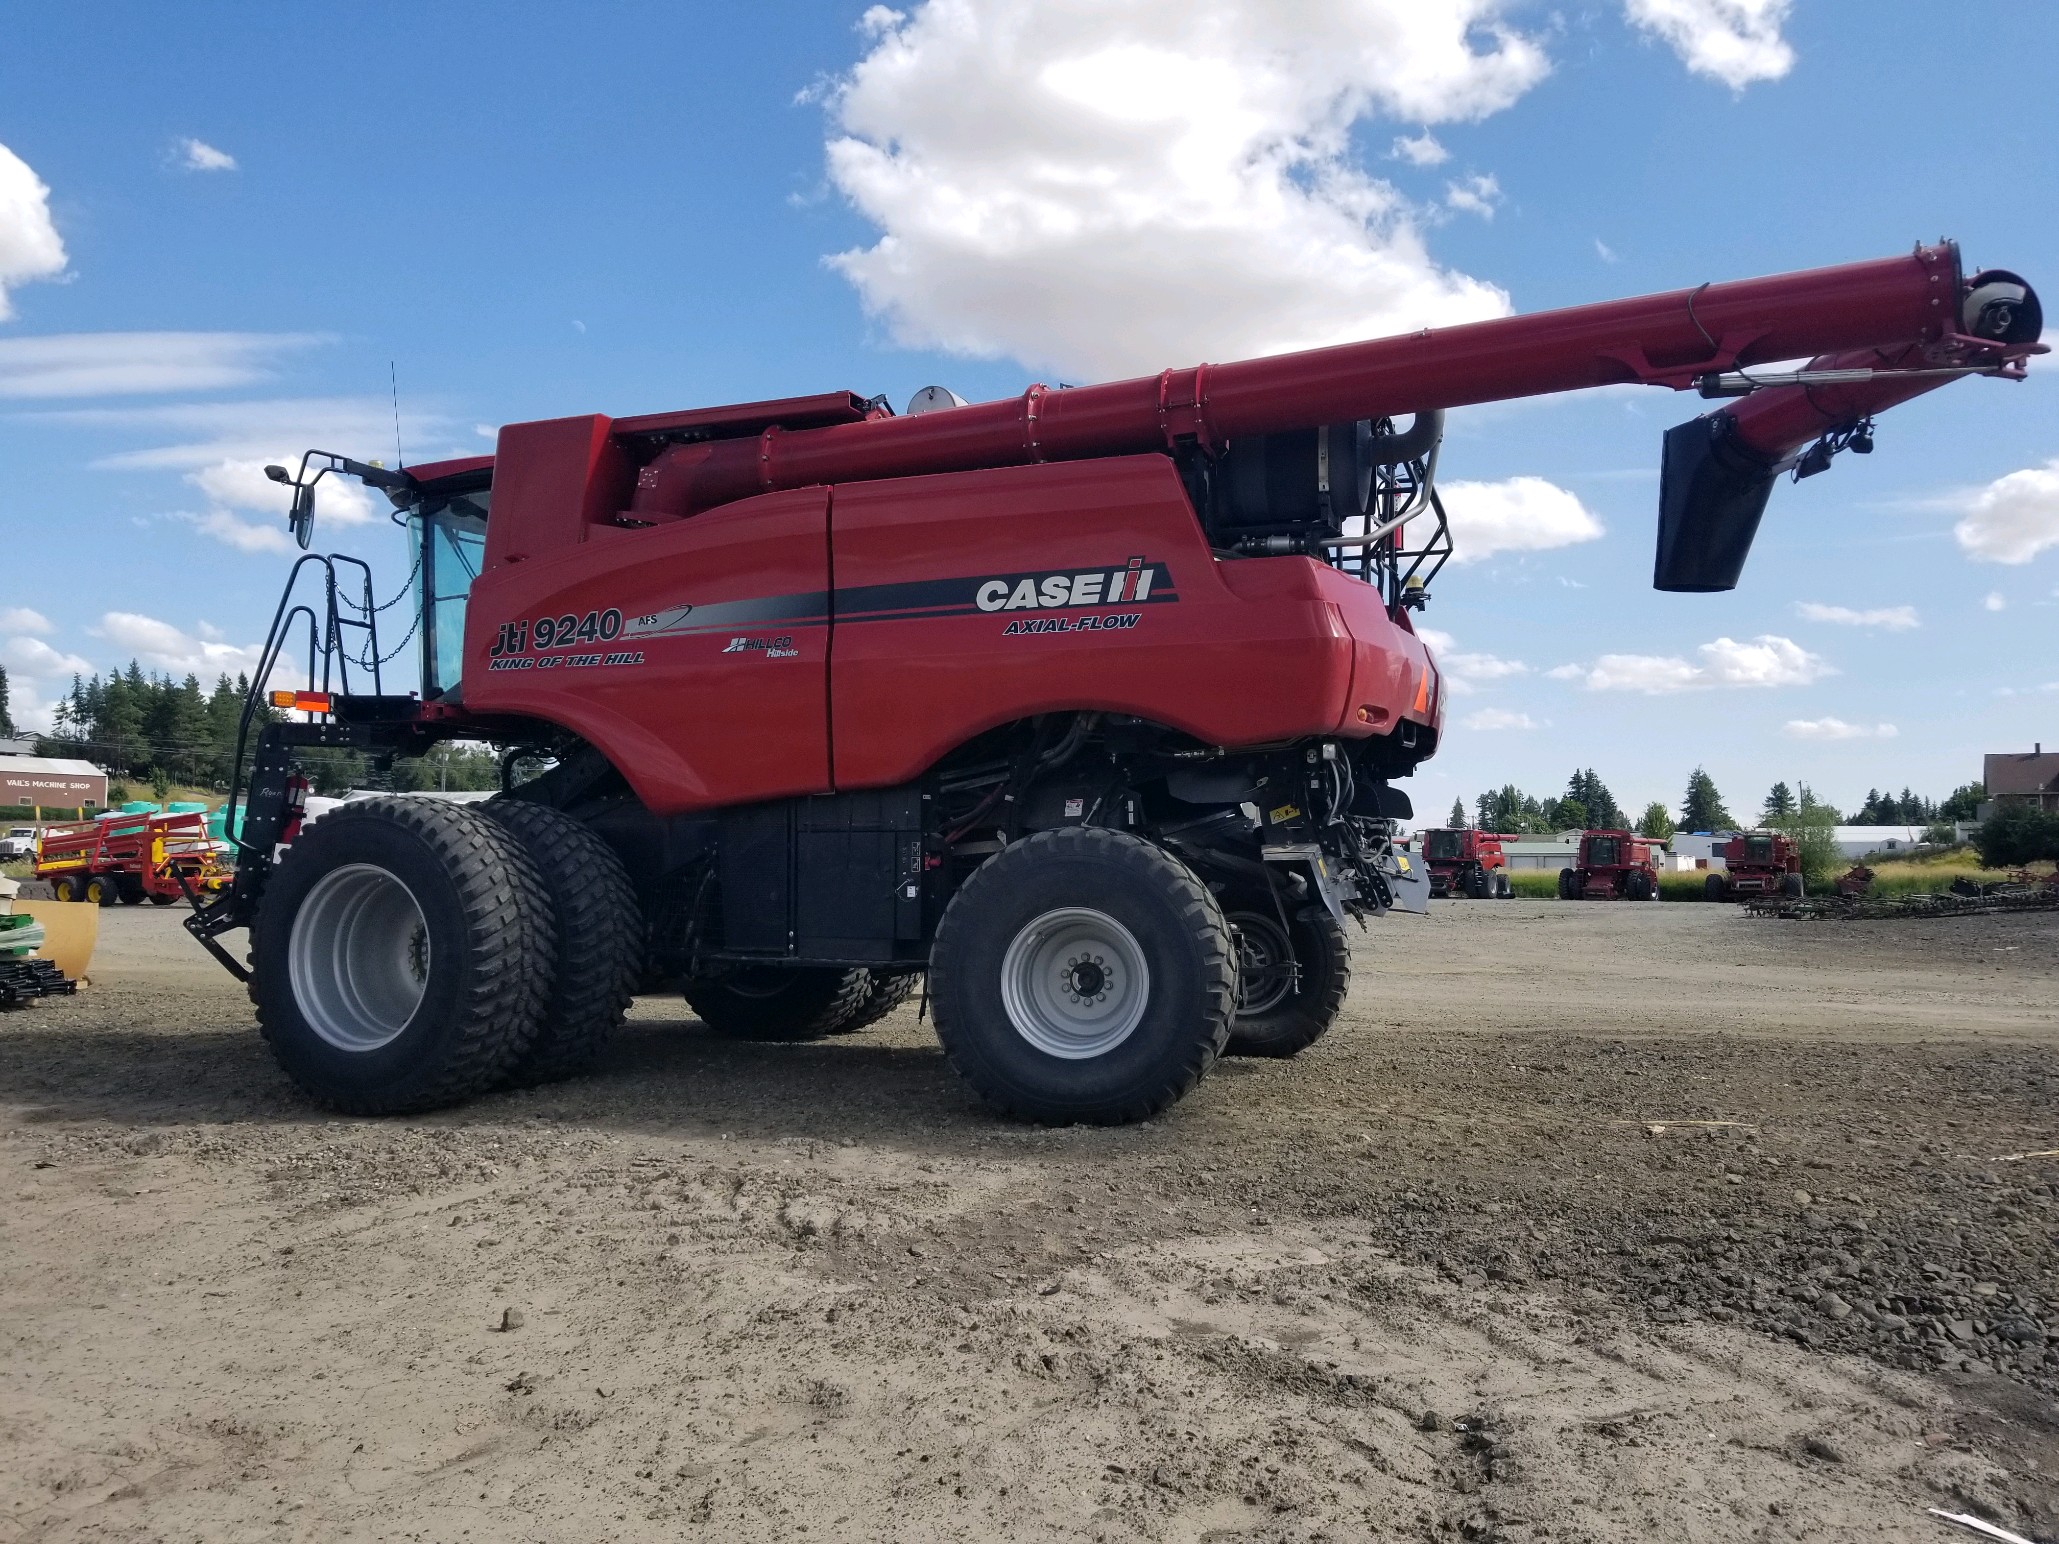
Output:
1444 173 1501 219
174 138 237 173
94 612 264 680
0 333 329 398
1417 627 1528 696
1566 634 1831 693
1390 132 1449 166
1462 707 1539 731
819 2 1550 378
1983 591 2006 612
1784 718 1898 742
1623 0 1794 89
1439 475 1604 561
188 456 377 526
0 142 69 320
47 395 444 472
1594 238 1619 264
0 606 52 634
1794 601 1919 630
182 508 296 554
1954 459 2059 564
2 634 92 680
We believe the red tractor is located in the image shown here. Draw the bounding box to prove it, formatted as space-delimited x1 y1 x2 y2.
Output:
176 244 2038 1125
1558 831 1663 901
1706 829 1804 900
1420 828 1513 898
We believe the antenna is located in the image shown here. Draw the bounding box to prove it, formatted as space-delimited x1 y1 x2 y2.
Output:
389 361 404 469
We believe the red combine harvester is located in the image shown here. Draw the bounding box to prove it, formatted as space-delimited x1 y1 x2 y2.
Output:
1559 831 1663 901
36 810 227 906
180 243 2040 1124
1707 830 1804 900
1420 828 1513 898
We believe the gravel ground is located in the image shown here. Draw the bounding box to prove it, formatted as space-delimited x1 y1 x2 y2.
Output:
2 899 2055 1543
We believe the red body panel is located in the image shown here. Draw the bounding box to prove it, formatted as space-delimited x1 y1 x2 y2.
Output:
464 489 834 812
828 457 1433 789
460 456 1433 814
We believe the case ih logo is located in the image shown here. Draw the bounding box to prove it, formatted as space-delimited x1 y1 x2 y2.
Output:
973 557 1168 613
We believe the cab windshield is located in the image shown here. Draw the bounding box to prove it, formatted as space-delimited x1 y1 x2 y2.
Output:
1424 830 1461 860
1587 836 1619 866
1742 835 1774 863
412 487 488 699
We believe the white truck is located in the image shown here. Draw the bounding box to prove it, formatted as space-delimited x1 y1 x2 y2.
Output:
0 826 39 860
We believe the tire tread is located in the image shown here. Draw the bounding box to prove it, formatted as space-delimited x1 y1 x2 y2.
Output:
481 800 642 1084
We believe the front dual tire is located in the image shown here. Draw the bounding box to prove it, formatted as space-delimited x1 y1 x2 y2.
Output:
253 797 640 1115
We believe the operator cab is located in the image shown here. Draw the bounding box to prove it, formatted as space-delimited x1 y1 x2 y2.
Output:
407 470 491 701
1423 830 1461 861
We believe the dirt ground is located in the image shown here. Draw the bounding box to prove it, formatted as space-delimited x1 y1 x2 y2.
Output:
2 899 2055 1544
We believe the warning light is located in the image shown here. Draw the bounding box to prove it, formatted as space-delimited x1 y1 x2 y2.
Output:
270 690 334 713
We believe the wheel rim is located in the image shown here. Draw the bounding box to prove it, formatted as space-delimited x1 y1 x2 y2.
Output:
287 863 431 1053
999 907 1150 1060
1229 911 1297 1017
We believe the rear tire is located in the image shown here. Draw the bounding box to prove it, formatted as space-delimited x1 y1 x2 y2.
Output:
252 797 554 1115
50 875 83 903
682 966 873 1041
1705 873 1728 902
1557 868 1576 901
930 828 1234 1125
149 892 177 906
1495 869 1514 899
85 875 118 906
481 800 643 1085
1223 905 1349 1059
837 970 919 1034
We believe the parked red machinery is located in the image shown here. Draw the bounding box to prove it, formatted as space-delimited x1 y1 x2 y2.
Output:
1706 830 1804 901
1419 828 1513 899
1558 831 1662 902
36 810 227 906
180 242 2040 1125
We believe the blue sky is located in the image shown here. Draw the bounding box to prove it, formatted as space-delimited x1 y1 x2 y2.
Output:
1 0 2053 823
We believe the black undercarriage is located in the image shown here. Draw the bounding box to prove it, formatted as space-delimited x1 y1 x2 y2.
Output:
186 707 1430 983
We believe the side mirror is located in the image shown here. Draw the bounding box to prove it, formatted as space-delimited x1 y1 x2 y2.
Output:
289 483 315 550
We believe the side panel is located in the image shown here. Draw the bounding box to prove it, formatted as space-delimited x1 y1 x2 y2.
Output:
828 456 1431 789
463 488 833 813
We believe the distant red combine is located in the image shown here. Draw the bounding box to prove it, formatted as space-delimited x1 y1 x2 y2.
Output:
1707 830 1804 901
1559 831 1662 901
1419 828 1513 898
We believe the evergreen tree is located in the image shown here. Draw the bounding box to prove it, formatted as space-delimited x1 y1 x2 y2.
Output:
1551 797 1589 831
0 663 12 737
1564 769 1622 830
1679 767 1734 832
1448 797 1468 828
1795 782 1842 823
1761 781 1796 821
1939 782 1984 821
1636 801 1675 840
